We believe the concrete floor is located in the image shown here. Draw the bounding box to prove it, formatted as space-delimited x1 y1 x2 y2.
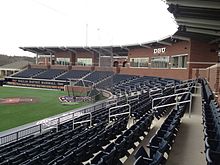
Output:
124 86 206 165
166 88 206 165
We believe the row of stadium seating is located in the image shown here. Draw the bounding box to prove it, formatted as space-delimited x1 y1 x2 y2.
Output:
96 74 138 89
12 68 46 78
133 92 190 165
11 68 115 85
57 70 90 80
112 76 179 96
89 113 154 165
10 68 182 95
2 72 195 165
200 78 220 165
0 77 181 165
84 71 114 83
33 69 66 79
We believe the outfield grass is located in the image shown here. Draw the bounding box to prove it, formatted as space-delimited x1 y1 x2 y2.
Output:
0 87 90 132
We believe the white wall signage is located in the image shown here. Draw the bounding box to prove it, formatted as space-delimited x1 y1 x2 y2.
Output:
153 47 166 54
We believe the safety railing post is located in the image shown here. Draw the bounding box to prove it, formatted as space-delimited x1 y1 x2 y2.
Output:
90 112 92 127
40 124 42 134
72 113 75 129
189 93 193 118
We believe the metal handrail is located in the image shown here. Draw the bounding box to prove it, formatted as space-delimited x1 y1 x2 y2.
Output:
152 91 192 118
72 112 92 129
108 104 131 123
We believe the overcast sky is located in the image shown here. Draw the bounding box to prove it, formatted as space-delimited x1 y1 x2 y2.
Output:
0 0 177 57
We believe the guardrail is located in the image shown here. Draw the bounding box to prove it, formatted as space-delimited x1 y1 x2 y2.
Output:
0 125 42 145
108 104 131 123
152 91 192 118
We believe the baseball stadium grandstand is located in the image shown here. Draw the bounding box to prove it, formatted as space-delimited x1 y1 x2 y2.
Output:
0 0 220 165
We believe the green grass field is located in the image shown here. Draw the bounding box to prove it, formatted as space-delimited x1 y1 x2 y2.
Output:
0 87 90 132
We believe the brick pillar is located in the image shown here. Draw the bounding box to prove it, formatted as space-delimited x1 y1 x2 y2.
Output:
195 69 199 78
215 67 220 94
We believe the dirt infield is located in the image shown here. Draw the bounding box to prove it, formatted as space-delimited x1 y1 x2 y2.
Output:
0 97 39 105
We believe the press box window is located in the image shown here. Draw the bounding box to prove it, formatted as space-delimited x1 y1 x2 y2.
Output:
151 56 169 68
130 58 149 67
77 58 92 66
171 55 187 68
56 58 70 65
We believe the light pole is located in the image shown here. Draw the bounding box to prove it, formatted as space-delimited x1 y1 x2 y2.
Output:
85 23 88 46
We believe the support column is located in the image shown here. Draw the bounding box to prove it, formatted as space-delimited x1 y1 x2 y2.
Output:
36 53 38 64
99 53 101 67
50 53 53 65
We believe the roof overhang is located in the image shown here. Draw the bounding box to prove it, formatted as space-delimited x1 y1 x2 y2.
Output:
166 0 220 44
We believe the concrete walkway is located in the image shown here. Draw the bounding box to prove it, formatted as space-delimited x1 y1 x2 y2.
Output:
124 86 206 165
166 87 206 165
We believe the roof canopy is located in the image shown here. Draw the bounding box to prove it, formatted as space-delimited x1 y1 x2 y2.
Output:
20 36 188 55
20 0 220 55
166 0 220 44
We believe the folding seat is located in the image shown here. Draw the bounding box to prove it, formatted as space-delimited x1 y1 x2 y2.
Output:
75 143 87 163
161 117 176 126
41 139 54 151
205 137 220 152
1 149 20 161
204 122 217 131
55 155 72 165
97 130 108 147
202 115 214 125
115 136 127 158
47 155 64 165
38 150 56 164
160 122 179 135
10 152 29 165
206 148 220 165
0 159 11 165
203 127 218 140
134 146 149 160
102 144 117 165
102 150 116 165
78 131 87 143
154 131 175 146
31 138 44 148
57 140 69 155
18 143 33 153
91 134 101 150
134 151 165 165
130 125 141 143
147 138 171 158
112 121 122 135
20 156 42 165
90 151 107 165
85 138 98 159
155 107 167 119
131 111 142 120
123 129 135 150
108 124 119 140
138 119 151 136
26 145 41 158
